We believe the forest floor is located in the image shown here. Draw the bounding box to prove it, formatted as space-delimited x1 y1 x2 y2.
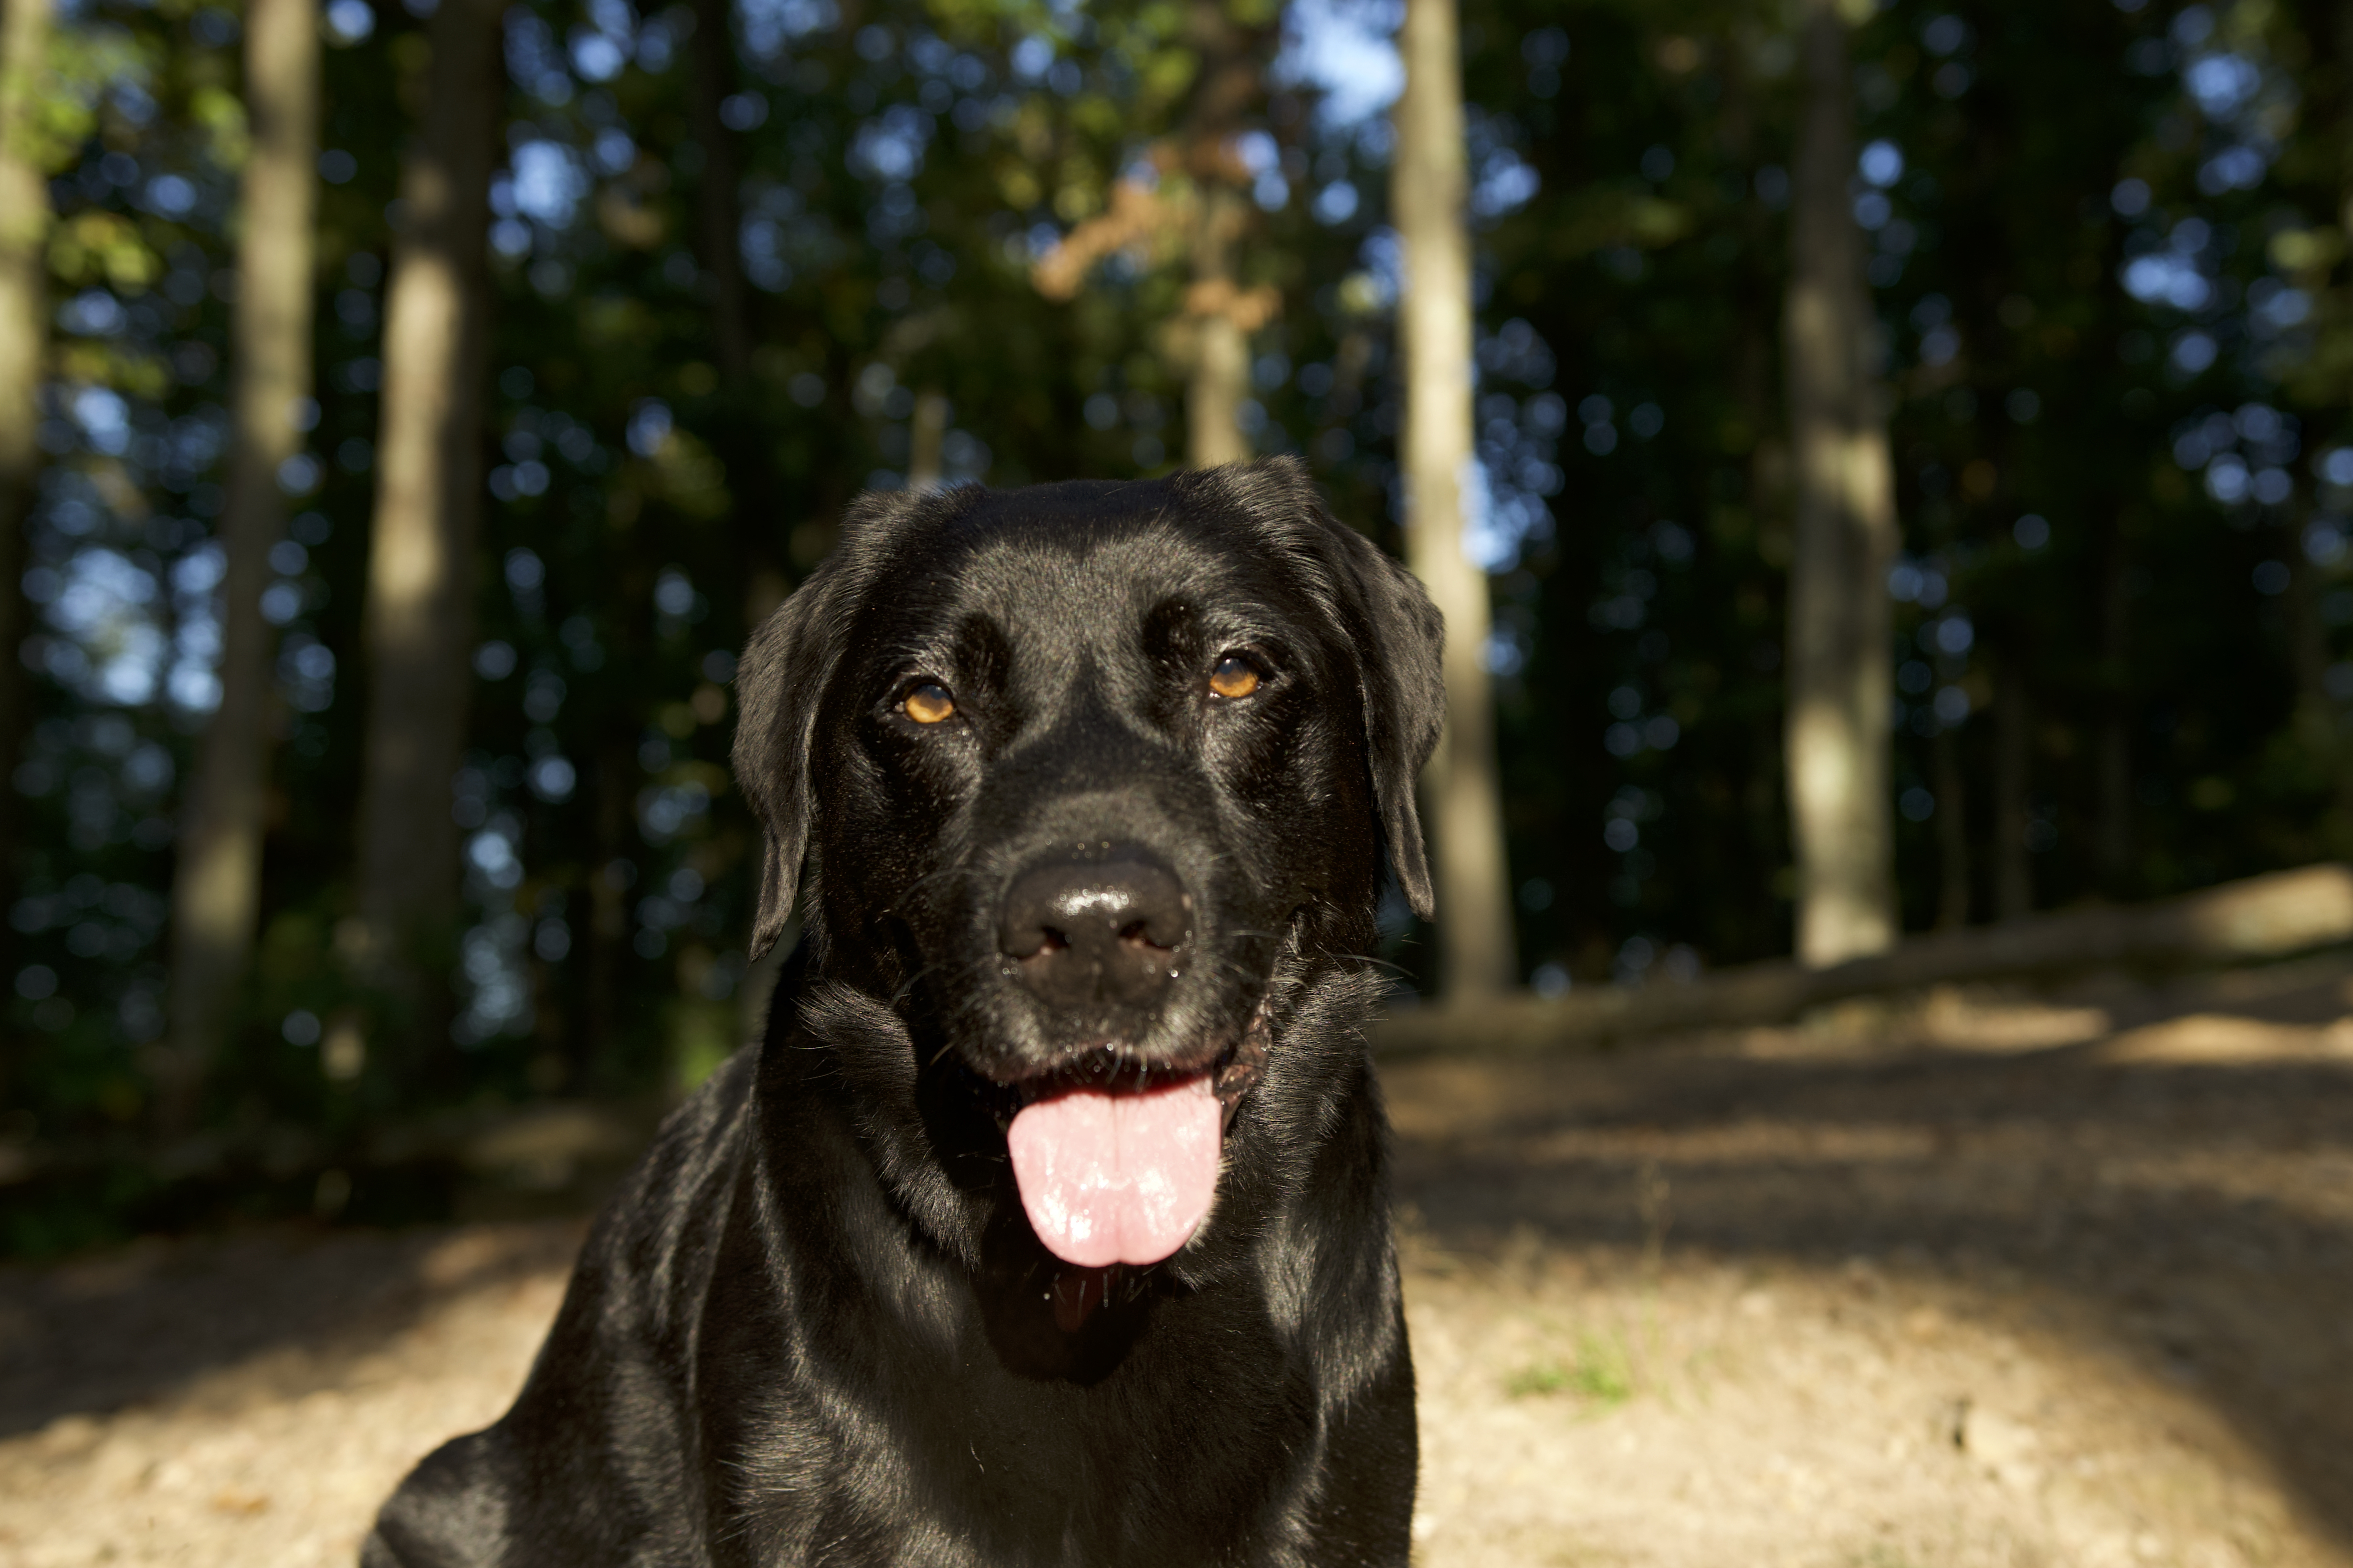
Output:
1 957 2350 1568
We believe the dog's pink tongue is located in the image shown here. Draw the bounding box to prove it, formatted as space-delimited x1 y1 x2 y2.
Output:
1008 1075 1220 1268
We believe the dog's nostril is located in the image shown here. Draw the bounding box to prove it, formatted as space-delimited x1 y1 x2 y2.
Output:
999 848 1191 1012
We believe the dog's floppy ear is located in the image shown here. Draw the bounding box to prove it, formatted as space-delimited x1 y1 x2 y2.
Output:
1321 513 1446 919
732 487 966 956
1191 458 1448 918
732 569 836 960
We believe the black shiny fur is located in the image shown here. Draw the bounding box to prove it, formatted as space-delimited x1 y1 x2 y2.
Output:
363 458 1444 1567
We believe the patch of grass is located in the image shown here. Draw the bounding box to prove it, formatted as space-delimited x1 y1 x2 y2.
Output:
1505 1330 1634 1407
1504 1360 1575 1398
1847 1547 1919 1568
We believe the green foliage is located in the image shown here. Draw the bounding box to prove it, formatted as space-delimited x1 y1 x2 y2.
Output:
1506 1329 1634 1406
8 0 2353 1226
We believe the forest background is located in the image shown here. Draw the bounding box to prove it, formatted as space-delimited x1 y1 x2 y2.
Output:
0 0 2344 1246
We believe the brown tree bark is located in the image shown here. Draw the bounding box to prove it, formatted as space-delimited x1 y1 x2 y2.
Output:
350 0 502 1054
1179 0 1261 470
1185 187 1250 468
161 0 320 1131
1782 0 1899 966
907 389 947 490
1393 0 1514 999
0 0 54 1048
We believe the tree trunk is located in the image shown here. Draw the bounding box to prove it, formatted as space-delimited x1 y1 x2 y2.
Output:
1186 184 1249 468
350 0 502 1055
1782 0 1898 966
1933 724 1970 929
2281 525 2353 856
2096 524 2134 887
686 0 749 387
1992 659 2033 919
683 0 788 623
1393 0 1514 1000
2332 0 2353 857
161 0 319 1132
0 0 54 1070
1373 861 2353 1058
908 389 947 490
2286 534 2332 739
1179 0 1258 470
580 739 632 1088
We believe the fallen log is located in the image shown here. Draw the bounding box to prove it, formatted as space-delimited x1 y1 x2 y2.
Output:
1371 861 2353 1058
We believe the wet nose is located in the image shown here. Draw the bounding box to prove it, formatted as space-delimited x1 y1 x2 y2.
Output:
998 849 1191 1014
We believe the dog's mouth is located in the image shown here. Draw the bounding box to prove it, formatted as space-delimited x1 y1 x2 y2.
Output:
976 996 1272 1272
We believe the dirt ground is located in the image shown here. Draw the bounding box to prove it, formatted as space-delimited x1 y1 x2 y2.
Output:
2 958 2350 1568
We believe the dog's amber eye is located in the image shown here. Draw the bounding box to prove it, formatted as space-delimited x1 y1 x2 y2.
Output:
1209 655 1261 700
902 683 956 724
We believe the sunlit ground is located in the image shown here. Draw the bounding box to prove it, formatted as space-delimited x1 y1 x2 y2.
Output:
2 961 2349 1568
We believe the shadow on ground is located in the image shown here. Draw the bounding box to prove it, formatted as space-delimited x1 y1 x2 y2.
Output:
1 960 2348 1559
0 1218 587 1441
1382 965 2353 1557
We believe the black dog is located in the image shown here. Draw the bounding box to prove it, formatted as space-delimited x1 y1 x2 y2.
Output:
365 458 1442 1566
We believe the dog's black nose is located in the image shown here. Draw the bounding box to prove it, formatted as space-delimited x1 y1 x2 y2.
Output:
998 849 1191 1013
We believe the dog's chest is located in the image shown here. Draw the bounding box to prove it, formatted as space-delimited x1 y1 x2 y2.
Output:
722 1303 1321 1567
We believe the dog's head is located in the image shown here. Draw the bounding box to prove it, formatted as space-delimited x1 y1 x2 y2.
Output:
734 459 1441 1277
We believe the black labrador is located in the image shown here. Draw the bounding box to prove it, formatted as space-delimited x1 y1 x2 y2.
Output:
364 457 1443 1567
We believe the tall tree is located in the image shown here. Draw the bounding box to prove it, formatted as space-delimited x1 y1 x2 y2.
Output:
1992 659 2032 918
909 389 948 489
2094 520 2135 891
1393 0 1512 999
684 0 787 623
1179 0 1263 469
1782 0 1897 966
0 0 51 1020
1932 727 1970 928
349 0 503 1056
686 0 751 390
161 0 319 1131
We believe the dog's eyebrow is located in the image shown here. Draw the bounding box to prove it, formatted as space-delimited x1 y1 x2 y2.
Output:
876 617 971 671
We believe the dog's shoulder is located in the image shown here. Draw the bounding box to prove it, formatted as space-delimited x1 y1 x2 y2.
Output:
504 1037 767 1414
363 1045 768 1567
